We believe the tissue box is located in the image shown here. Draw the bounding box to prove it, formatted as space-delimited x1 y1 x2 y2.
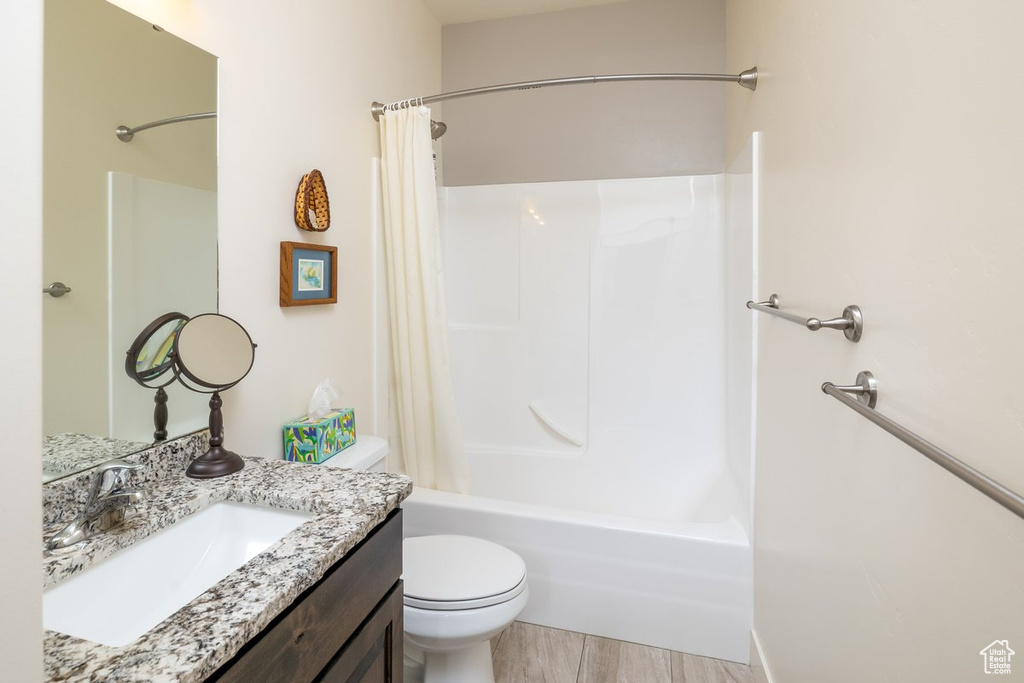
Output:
283 409 356 463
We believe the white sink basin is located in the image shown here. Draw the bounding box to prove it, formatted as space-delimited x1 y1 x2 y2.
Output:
44 501 312 647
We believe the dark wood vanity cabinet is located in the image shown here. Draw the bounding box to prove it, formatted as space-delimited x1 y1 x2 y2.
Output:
209 510 403 683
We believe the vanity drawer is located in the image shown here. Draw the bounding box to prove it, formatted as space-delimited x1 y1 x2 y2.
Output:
209 509 403 683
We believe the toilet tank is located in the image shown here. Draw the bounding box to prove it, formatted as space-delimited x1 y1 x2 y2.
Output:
319 436 389 472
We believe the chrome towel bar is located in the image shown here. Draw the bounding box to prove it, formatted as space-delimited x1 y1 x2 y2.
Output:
823 371 1024 520
746 293 863 342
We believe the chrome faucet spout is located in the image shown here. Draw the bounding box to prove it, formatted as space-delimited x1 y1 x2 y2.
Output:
45 459 146 551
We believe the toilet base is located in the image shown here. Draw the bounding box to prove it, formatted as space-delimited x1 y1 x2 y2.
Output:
423 641 495 683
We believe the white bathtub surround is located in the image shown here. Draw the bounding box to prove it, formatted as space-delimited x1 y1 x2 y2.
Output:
440 176 732 504
418 172 756 662
437 173 758 522
379 104 468 494
108 173 216 443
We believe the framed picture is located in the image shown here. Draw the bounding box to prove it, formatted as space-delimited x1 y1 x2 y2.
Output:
280 241 337 306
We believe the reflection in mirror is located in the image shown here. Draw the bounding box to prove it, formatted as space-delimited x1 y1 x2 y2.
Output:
42 0 217 483
171 314 257 479
124 312 190 442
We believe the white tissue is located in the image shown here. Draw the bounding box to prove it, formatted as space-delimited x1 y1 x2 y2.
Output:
308 378 342 420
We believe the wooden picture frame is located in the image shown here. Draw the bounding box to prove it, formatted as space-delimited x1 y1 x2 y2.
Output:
280 241 338 307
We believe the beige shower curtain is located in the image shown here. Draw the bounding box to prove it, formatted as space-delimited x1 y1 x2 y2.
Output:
378 104 469 493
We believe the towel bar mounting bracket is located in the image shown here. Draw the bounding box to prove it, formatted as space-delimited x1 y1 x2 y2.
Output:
823 370 877 408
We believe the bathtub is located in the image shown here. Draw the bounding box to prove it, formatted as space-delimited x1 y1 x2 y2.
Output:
401 452 753 664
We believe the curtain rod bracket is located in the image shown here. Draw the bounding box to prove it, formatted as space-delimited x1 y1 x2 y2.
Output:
738 67 758 91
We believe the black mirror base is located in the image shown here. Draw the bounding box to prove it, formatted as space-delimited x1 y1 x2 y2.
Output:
186 446 245 479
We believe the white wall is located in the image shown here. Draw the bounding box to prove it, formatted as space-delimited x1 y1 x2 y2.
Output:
0 3 43 678
727 2 1024 681
107 0 442 459
440 0 726 185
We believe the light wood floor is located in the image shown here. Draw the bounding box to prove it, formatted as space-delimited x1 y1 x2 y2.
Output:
491 622 753 683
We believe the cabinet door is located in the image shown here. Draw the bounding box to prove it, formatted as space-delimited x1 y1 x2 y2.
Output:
208 511 402 683
318 581 404 683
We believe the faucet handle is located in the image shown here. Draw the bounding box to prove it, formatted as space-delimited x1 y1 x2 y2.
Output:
87 459 142 503
94 458 141 474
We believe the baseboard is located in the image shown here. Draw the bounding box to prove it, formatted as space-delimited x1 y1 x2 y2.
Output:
749 629 775 683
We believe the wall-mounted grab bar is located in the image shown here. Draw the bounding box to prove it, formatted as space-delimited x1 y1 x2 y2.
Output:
746 293 863 342
823 371 1024 520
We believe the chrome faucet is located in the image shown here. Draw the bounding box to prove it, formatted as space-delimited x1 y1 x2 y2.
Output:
44 459 146 551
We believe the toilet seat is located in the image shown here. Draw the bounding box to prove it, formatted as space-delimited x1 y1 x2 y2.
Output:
403 535 527 611
405 575 527 611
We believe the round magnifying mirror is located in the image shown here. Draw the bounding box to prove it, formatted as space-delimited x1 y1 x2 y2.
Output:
174 313 255 390
125 312 189 442
172 313 256 479
126 312 189 386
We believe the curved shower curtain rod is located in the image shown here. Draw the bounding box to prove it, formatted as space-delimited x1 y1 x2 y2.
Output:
115 111 217 142
370 67 757 122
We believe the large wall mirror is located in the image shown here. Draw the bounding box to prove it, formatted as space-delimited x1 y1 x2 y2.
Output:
42 0 217 482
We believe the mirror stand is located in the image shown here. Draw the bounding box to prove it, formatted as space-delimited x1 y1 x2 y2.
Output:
186 391 244 479
154 387 168 441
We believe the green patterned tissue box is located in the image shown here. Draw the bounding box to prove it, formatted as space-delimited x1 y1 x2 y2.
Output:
283 409 356 463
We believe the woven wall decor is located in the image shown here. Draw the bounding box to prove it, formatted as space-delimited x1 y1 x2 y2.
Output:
295 169 331 232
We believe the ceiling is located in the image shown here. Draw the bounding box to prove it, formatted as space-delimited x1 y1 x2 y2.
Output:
421 0 630 26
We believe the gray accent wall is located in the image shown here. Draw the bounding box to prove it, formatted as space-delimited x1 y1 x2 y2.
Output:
440 0 725 186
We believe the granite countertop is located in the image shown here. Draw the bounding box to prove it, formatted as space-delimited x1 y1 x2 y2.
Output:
43 456 412 682
42 433 151 479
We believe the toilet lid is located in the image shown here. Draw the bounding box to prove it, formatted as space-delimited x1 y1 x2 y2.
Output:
403 535 527 610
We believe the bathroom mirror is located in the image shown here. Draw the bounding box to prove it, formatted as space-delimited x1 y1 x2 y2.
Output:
41 0 218 483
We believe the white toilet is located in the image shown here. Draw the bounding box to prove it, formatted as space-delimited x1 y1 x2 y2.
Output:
319 437 528 683
403 534 528 683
